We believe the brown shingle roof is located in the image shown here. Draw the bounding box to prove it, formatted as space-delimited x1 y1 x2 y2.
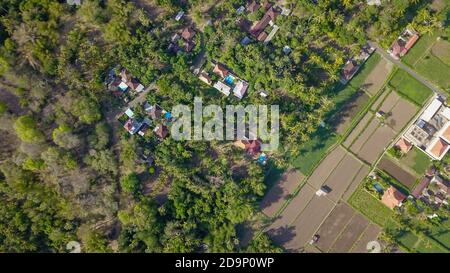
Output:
257 31 268 41
249 7 278 37
342 60 358 80
181 27 195 41
213 63 229 78
149 105 163 120
247 1 260 13
442 125 450 141
411 176 431 198
155 124 169 139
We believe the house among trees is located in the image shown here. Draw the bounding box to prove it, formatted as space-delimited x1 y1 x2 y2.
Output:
124 119 145 135
154 124 169 139
198 71 212 85
404 96 450 160
108 68 145 98
213 63 229 78
247 1 260 13
388 28 419 60
233 80 249 99
248 2 281 44
340 44 375 84
148 104 163 120
340 60 359 84
168 27 196 54
412 174 449 206
175 10 184 21
234 139 262 156
120 69 144 92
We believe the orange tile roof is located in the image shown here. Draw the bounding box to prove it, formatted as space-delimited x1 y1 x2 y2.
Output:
430 138 448 158
442 125 450 141
395 138 412 154
381 186 406 209
405 34 419 50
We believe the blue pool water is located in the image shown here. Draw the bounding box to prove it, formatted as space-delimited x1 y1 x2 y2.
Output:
373 183 384 193
224 75 235 85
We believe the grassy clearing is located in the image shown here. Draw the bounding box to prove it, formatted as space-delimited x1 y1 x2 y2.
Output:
415 53 450 90
398 147 431 176
348 187 395 227
388 69 433 106
401 31 450 90
291 81 363 175
429 219 450 249
291 54 383 177
289 126 338 175
386 219 448 253
415 237 448 253
395 230 420 250
402 33 439 66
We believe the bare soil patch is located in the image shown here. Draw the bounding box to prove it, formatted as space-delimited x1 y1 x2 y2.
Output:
431 39 450 65
379 91 400 114
350 224 381 253
343 112 373 147
268 184 315 231
284 195 335 252
350 118 380 153
357 125 395 164
261 168 305 217
315 203 355 252
361 58 393 95
385 98 418 132
333 91 370 134
307 146 346 188
329 213 369 252
323 154 363 202
343 164 370 201
371 89 389 111
378 157 417 189
430 0 446 12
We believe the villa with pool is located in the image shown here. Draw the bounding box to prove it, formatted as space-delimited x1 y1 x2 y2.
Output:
209 62 249 99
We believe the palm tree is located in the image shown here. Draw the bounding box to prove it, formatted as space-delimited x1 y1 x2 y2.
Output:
12 23 41 69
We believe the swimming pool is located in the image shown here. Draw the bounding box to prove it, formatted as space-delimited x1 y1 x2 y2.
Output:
373 183 384 193
224 75 235 85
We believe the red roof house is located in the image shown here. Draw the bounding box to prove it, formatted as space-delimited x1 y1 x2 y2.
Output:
382 186 406 209
395 137 412 154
